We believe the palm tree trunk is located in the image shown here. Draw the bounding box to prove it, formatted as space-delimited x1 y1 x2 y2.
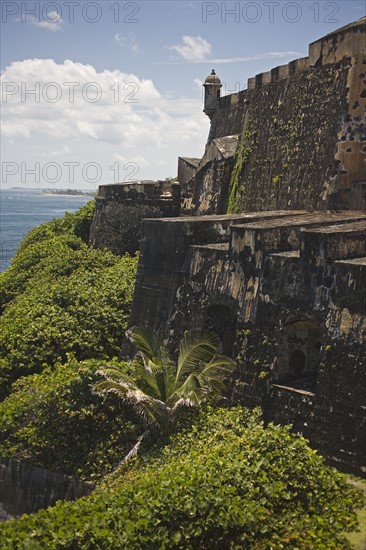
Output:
123 433 146 462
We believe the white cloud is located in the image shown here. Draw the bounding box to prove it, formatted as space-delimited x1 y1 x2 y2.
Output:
209 51 302 64
114 33 140 54
194 78 203 91
166 38 298 67
1 59 209 187
41 145 72 158
168 35 212 62
162 50 302 65
31 11 63 32
113 153 150 167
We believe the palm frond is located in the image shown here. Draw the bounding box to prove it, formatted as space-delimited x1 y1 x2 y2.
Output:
172 397 192 410
155 361 176 402
94 328 235 432
125 390 171 429
176 331 219 383
201 377 225 396
132 358 161 398
96 366 136 386
126 326 162 361
184 389 201 407
93 380 130 395
132 357 176 403
175 354 236 403
175 373 202 401
200 356 236 379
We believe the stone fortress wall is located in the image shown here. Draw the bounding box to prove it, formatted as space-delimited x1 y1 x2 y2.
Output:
90 18 366 476
195 17 366 214
89 180 180 255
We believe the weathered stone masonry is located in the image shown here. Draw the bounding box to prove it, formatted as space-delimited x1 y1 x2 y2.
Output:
128 211 366 475
0 458 93 518
91 18 366 476
198 18 366 214
90 180 180 255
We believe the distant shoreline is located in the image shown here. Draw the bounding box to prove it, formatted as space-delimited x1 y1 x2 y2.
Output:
41 192 95 198
42 189 95 197
6 187 94 197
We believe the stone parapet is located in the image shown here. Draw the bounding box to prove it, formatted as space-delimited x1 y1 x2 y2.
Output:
89 180 181 256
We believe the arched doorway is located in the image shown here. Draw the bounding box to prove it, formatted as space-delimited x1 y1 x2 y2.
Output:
278 320 321 392
289 349 307 377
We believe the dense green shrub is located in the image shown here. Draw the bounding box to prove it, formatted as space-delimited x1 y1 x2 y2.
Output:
19 199 96 249
0 356 143 479
1 235 90 309
0 252 137 393
0 200 141 474
0 201 96 307
0 201 137 394
0 407 363 549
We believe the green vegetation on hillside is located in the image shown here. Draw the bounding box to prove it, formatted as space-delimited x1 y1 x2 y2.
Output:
0 201 140 478
0 201 138 396
0 201 363 548
0 407 363 549
346 478 366 550
0 356 143 479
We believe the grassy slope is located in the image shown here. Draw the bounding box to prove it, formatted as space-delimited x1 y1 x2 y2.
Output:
0 203 364 548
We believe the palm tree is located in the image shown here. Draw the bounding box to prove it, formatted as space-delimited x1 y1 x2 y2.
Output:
94 327 236 457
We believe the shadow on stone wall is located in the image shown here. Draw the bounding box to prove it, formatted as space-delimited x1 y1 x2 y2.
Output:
0 457 94 519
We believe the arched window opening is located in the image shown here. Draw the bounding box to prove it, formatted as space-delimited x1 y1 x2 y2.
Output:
289 349 306 376
278 320 321 393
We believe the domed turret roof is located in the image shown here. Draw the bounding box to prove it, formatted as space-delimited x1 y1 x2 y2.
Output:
204 69 221 85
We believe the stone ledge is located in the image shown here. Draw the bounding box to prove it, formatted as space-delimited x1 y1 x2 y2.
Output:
272 384 316 397
143 210 304 224
190 243 230 251
335 256 366 266
301 220 366 234
269 251 300 258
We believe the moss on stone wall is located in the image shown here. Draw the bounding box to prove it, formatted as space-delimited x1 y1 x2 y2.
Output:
227 122 257 213
215 59 352 212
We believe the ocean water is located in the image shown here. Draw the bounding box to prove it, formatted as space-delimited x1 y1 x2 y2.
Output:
0 188 92 272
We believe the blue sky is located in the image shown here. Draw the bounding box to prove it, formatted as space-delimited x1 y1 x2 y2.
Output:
1 0 365 188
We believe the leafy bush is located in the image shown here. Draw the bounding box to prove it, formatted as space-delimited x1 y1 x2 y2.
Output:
0 200 141 474
19 199 96 249
0 356 143 479
0 201 137 394
0 407 363 549
0 251 137 394
0 201 96 307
